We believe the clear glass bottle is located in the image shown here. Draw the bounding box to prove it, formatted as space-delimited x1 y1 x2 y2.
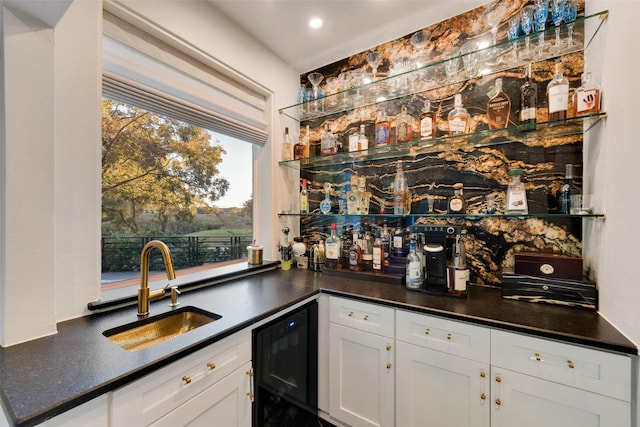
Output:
419 99 436 140
381 220 391 267
299 179 309 214
487 78 511 130
395 105 413 143
520 64 538 129
375 109 391 146
572 72 601 116
448 230 469 297
405 239 424 290
358 124 369 151
393 160 408 215
320 182 332 214
320 124 337 155
559 164 581 214
505 169 529 214
282 127 292 161
448 183 466 214
547 61 569 121
293 126 308 159
448 94 470 135
325 223 341 269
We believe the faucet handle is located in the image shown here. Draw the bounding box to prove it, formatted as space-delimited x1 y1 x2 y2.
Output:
169 286 181 307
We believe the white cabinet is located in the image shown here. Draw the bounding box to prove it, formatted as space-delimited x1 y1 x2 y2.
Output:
490 329 632 427
328 297 395 427
35 395 109 427
396 310 490 427
111 329 252 427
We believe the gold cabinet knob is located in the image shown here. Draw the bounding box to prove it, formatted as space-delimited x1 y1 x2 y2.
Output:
480 370 486 378
567 360 575 369
207 362 216 370
495 375 502 383
535 353 541 361
348 311 353 317
363 314 369 320
447 333 452 340
182 375 192 385
247 391 255 398
481 393 486 401
495 398 502 406
425 328 430 335
386 344 392 351
386 363 392 369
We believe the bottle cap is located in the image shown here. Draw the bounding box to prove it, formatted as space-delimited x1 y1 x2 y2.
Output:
453 182 464 189
509 168 523 176
423 99 431 112
454 93 462 106
331 223 337 230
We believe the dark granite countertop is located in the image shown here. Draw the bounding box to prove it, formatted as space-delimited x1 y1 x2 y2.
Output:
0 267 636 426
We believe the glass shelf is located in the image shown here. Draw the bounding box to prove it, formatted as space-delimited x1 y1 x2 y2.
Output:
279 112 607 170
278 212 604 219
279 10 608 122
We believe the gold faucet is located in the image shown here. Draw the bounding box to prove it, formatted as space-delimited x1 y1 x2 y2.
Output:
138 240 176 316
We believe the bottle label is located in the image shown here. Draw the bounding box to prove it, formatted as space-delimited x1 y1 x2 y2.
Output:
449 198 463 213
507 187 527 210
394 190 407 212
373 247 382 270
375 124 390 145
520 107 536 121
348 134 359 152
349 250 359 266
454 268 468 291
326 242 340 260
407 261 422 281
448 117 468 134
393 235 403 249
576 88 599 114
420 116 433 138
358 136 369 151
320 199 331 214
548 84 569 114
397 123 411 142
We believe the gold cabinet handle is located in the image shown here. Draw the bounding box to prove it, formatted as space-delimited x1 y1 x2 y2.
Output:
182 375 192 385
481 393 486 401
363 314 369 321
386 344 392 351
425 328 430 335
386 363 392 369
207 362 216 370
567 360 575 369
447 333 452 340
495 398 502 406
246 370 254 400
348 311 353 317
535 353 541 361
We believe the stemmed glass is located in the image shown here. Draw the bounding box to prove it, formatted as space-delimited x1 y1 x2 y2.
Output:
507 14 521 63
564 0 578 47
551 0 566 52
520 5 535 58
307 72 323 113
534 0 549 54
482 0 509 62
366 51 382 81
444 48 460 83
410 29 432 68
460 41 479 79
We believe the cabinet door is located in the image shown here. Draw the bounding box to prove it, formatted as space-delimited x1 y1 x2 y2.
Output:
491 368 631 427
396 341 490 427
150 362 253 427
329 323 394 427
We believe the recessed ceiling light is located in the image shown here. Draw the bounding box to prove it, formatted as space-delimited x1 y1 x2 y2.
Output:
309 17 323 29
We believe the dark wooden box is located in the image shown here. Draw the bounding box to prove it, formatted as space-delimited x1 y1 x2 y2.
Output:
502 273 598 311
514 252 583 280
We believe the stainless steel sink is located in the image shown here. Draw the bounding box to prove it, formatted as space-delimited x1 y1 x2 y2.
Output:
103 306 222 352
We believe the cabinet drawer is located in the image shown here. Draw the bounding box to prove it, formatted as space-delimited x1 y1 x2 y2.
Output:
329 296 394 337
396 310 490 363
491 329 631 401
111 329 251 426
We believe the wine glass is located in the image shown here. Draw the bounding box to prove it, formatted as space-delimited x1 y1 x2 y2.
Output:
534 0 549 54
564 0 578 47
307 72 323 113
366 51 382 81
410 29 432 68
507 14 521 63
551 0 566 52
444 48 461 82
460 41 479 79
520 5 535 58
482 0 509 60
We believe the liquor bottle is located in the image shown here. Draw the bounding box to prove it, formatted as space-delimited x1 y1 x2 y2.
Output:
320 182 332 214
293 126 309 159
373 232 384 274
375 109 391 146
393 160 408 215
279 227 292 271
325 223 341 269
405 239 423 290
520 64 538 129
572 72 601 116
448 230 469 297
448 94 470 136
341 225 352 268
505 169 529 214
361 223 374 271
448 183 466 214
321 124 337 155
395 105 413 143
559 164 581 214
487 78 511 129
300 179 309 213
282 127 292 161
381 220 391 266
358 124 369 151
348 232 362 271
419 99 436 140
348 127 359 152
547 61 569 121
392 218 407 257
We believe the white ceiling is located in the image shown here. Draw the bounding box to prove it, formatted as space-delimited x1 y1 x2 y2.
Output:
207 0 489 74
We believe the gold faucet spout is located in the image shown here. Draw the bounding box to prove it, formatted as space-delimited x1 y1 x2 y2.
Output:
138 240 177 316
